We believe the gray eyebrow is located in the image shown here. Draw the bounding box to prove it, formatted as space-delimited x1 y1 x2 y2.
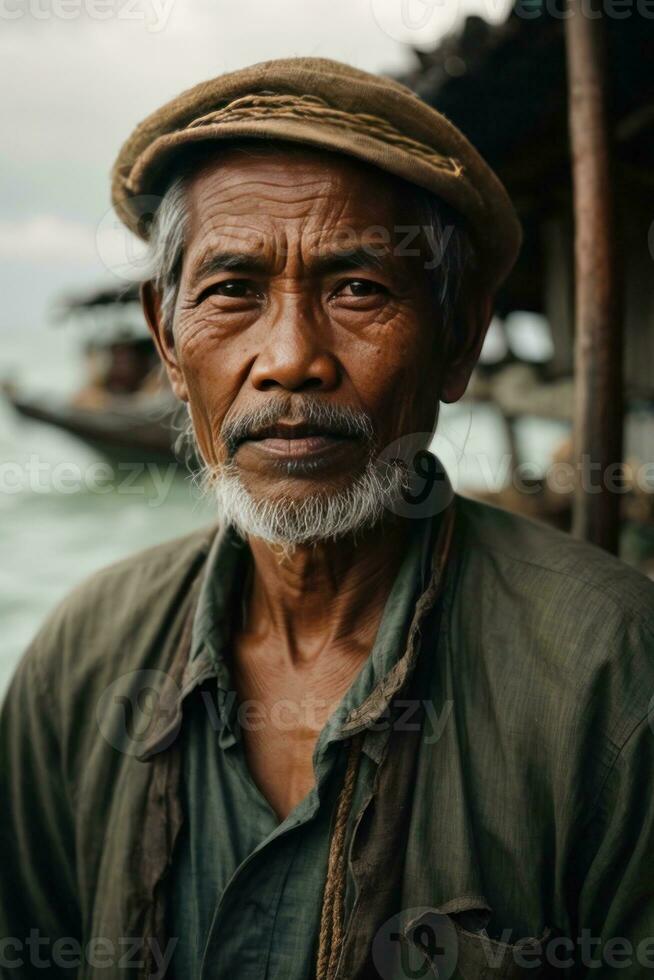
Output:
189 252 269 289
189 244 392 291
310 246 389 275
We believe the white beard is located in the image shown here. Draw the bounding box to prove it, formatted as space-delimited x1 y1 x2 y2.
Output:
200 454 408 549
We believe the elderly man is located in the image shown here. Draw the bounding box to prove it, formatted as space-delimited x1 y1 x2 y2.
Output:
2 58 654 980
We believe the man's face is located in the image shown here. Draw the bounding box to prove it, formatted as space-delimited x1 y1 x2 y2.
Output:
148 147 478 517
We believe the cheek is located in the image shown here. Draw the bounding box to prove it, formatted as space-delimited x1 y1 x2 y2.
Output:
176 328 247 465
345 320 439 444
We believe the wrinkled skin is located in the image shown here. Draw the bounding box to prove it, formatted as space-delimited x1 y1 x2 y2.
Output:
143 145 492 819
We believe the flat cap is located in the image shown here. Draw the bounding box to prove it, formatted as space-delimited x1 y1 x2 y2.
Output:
112 57 521 289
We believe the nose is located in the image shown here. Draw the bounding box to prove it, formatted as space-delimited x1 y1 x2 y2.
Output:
250 304 340 393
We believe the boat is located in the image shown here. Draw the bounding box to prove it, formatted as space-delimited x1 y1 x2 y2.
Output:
2 283 187 466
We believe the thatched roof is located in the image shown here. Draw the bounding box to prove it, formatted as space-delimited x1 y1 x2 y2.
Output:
397 11 654 325
399 9 654 198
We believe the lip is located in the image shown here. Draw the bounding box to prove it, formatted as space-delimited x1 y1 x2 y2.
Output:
245 433 350 459
239 426 355 461
236 420 357 463
246 421 345 441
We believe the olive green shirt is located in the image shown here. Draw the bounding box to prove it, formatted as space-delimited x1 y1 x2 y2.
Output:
2 496 654 979
167 517 436 978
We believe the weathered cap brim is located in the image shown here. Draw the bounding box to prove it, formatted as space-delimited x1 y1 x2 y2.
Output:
112 57 521 290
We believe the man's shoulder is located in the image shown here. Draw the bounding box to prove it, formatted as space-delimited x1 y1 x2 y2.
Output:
456 493 654 630
452 495 654 741
18 525 217 693
61 524 216 619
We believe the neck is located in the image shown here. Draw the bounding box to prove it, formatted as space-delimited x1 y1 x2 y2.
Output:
243 518 409 666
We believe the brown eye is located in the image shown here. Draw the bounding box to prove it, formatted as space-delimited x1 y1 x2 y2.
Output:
217 280 254 297
197 279 260 303
335 279 387 298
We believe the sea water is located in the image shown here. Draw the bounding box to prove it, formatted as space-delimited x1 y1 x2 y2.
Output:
0 324 214 694
1 322 563 695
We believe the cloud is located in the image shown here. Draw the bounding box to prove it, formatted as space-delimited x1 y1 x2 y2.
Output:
0 215 96 262
371 0 512 48
0 0 423 331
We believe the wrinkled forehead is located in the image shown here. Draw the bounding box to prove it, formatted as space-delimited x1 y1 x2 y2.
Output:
182 143 423 258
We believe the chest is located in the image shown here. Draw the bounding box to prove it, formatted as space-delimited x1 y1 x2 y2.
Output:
230 639 366 819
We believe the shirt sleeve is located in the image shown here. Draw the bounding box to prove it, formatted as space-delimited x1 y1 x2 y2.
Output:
575 712 654 978
0 631 81 978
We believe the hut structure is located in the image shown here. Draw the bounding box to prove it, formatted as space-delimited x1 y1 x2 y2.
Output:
400 8 654 572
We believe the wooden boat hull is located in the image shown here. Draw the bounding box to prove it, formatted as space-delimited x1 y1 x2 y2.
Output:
4 388 185 467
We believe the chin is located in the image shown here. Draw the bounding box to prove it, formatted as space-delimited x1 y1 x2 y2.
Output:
203 454 407 547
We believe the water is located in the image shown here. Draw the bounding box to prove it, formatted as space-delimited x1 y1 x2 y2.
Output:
1 323 567 696
0 325 214 695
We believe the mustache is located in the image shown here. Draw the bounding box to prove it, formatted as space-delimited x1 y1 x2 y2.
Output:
221 396 376 458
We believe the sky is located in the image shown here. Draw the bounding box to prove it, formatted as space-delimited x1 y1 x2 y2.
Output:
0 0 512 338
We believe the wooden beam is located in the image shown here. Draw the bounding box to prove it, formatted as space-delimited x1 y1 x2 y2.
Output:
565 1 623 553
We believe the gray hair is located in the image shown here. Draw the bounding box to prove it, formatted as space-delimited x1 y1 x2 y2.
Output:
145 166 475 341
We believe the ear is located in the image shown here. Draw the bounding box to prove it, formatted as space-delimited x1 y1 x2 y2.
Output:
440 289 493 404
140 281 188 402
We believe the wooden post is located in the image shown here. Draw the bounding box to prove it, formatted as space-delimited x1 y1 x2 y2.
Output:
565 2 623 553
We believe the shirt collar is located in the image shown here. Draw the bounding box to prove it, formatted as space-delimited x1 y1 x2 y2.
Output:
138 487 456 764
189 508 443 737
189 523 250 675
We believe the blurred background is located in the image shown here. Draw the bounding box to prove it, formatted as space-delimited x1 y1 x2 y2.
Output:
2 0 654 692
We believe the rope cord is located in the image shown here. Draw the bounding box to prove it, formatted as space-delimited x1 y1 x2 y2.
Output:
316 733 365 980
